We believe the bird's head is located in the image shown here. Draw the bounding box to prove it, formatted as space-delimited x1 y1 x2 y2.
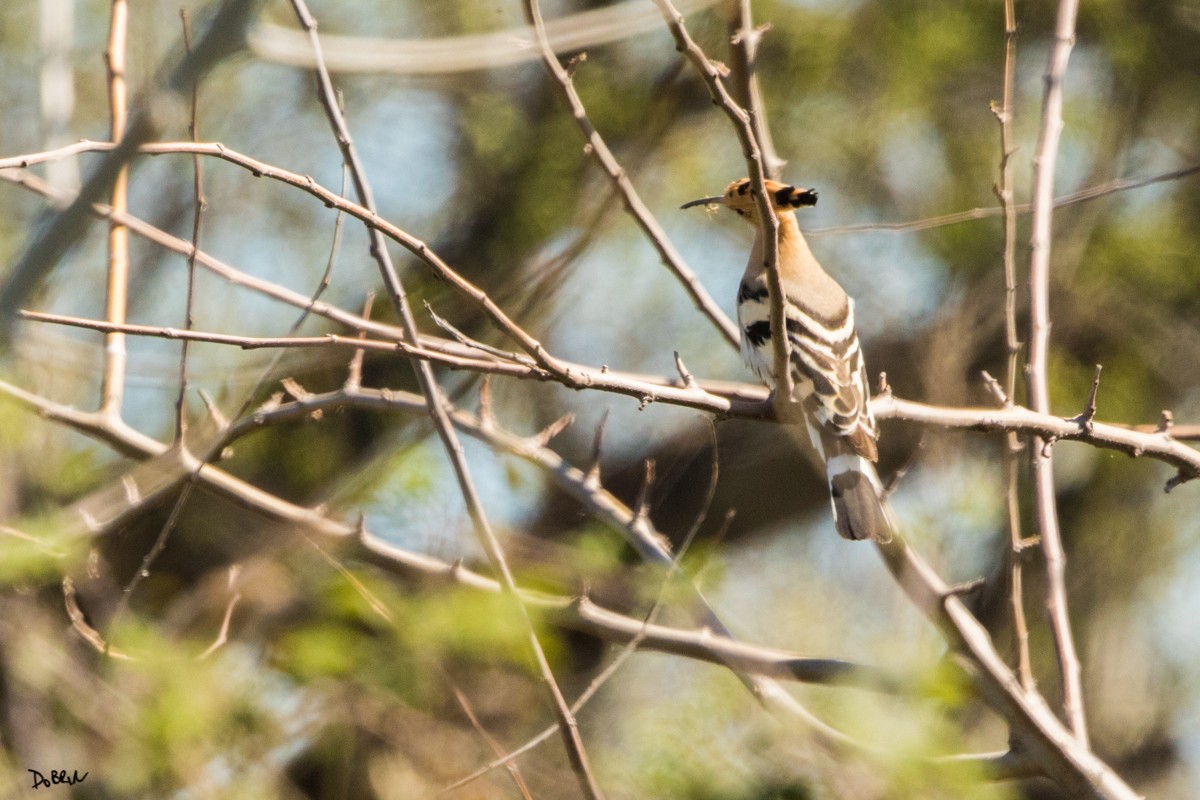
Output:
681 178 818 223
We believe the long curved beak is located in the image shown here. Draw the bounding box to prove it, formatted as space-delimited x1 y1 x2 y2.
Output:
680 195 725 210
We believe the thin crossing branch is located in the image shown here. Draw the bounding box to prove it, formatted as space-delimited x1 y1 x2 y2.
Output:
992 0 1035 694
525 0 740 349
1026 0 1088 747
100 0 130 419
287 2 605 795
652 0 797 416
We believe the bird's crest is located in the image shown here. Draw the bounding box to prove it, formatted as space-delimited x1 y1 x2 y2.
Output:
681 179 817 221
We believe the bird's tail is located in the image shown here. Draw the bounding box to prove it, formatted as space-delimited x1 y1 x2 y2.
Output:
823 443 896 543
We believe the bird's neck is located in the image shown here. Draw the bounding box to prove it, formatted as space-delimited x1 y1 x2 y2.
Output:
746 211 850 321
748 212 819 280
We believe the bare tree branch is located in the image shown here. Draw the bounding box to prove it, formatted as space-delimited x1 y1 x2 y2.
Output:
723 0 784 178
16 309 1200 486
875 537 1139 799
288 2 605 794
992 0 1035 694
525 0 741 349
652 0 798 416
99 0 129 419
250 0 721 75
0 0 264 335
1025 0 1088 747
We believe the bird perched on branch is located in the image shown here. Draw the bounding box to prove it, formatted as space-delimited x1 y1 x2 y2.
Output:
683 178 894 543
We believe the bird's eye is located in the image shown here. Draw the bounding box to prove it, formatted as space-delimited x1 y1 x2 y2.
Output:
735 209 745 216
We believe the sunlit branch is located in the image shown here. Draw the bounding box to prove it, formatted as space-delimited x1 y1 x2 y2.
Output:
1025 0 1088 747
994 0 1035 694
651 0 796 416
19 309 1200 485
288 2 604 795
525 0 741 349
100 0 129 419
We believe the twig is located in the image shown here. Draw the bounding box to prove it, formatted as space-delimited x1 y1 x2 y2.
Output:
652 0 797 416
198 565 243 659
0 372 1132 791
345 292 374 391
586 410 609 488
442 419 723 795
1075 364 1103 433
724 0 783 178
447 683 535 800
63 577 131 660
0 0 263 337
17 311 546 381
1025 0 1088 747
993 0 1034 695
980 370 1009 407
288 2 605 795
872 394 1200 485
673 350 697 390
804 162 1200 237
17 309 1200 485
525 0 740 349
100 0 130 420
424 301 535 366
873 536 1139 799
176 6 205 445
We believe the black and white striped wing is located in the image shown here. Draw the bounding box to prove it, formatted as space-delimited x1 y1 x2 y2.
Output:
737 278 878 461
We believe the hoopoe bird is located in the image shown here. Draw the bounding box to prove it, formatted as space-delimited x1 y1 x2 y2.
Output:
684 178 895 543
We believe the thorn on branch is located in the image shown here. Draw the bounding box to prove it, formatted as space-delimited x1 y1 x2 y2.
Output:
943 577 986 599
876 371 892 397
346 292 375 390
531 413 574 448
281 377 311 401
255 391 284 419
1157 409 1174 435
121 474 141 505
884 437 925 499
565 52 587 78
713 508 737 545
1040 435 1058 458
1165 470 1195 494
729 22 770 47
632 459 656 526
198 388 229 431
1015 535 1042 555
585 410 609 489
1074 364 1102 433
673 350 697 390
981 370 1009 407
